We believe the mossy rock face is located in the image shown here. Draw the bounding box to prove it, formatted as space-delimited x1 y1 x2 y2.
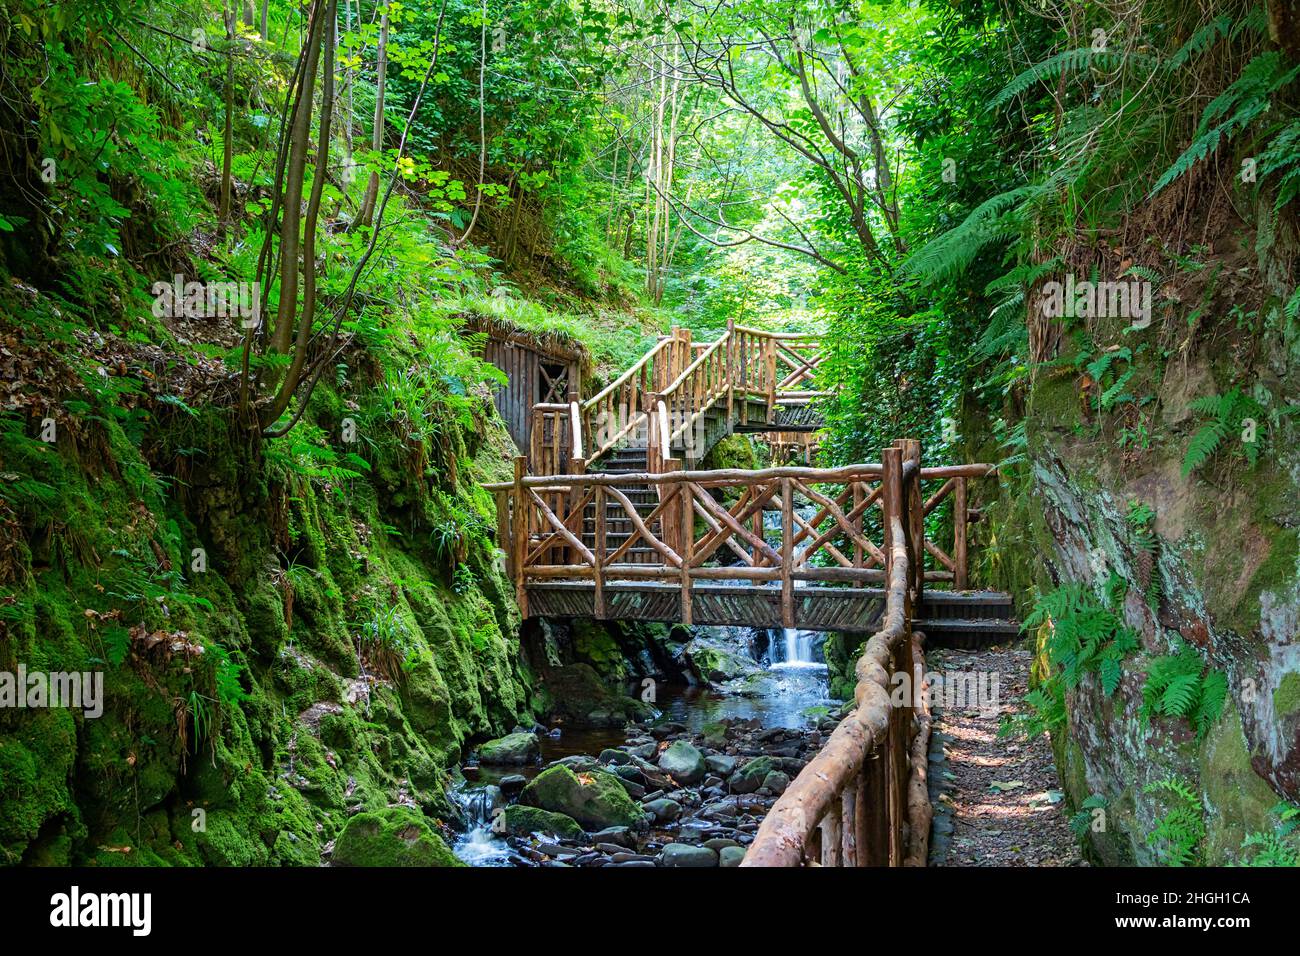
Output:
684 636 760 683
572 619 628 683
501 805 583 839
331 807 463 867
1199 702 1283 862
536 663 653 727
0 708 80 864
520 765 646 830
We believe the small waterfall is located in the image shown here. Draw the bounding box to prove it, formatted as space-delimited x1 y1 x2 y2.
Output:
769 628 823 669
451 784 512 866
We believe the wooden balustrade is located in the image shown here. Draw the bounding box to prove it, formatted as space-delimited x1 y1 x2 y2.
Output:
742 443 929 867
523 321 828 474
490 458 995 609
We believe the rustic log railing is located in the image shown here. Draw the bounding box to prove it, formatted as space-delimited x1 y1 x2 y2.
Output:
488 459 992 613
488 437 992 865
743 441 930 867
525 320 829 474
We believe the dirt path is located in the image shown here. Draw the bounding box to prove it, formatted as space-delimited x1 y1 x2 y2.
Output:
927 641 1084 867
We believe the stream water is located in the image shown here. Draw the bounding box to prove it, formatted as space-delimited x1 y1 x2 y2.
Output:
451 623 831 866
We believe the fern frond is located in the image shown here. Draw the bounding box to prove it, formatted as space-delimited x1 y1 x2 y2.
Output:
992 48 1135 108
1182 421 1227 477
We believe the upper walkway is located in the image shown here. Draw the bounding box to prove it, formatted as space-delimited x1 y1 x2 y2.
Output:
526 321 826 477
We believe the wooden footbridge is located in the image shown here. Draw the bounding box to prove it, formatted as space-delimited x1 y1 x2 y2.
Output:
484 324 1016 867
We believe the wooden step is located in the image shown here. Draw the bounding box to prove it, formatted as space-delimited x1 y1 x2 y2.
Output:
914 617 1020 650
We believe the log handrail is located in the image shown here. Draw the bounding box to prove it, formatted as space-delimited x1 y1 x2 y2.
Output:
522 323 828 473
743 442 927 867
499 427 994 866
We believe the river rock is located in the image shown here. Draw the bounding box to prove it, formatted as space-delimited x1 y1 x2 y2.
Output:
661 843 718 867
761 770 791 795
478 732 540 766
729 756 776 794
331 807 462 867
705 754 737 777
502 805 584 840
520 765 646 830
498 774 527 796
719 845 746 867
549 754 600 772
658 740 707 784
590 826 635 848
643 798 682 822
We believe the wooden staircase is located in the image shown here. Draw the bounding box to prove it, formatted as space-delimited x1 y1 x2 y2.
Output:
580 445 664 566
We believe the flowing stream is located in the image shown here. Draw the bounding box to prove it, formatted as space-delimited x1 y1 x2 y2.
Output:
451 620 831 865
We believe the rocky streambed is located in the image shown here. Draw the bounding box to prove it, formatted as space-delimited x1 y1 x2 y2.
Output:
452 629 840 868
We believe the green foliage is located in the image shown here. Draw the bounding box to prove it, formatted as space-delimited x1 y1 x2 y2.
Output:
1150 52 1300 203
1182 388 1266 476
1140 642 1227 741
1144 777 1205 866
1069 794 1108 839
1126 499 1162 611
1026 582 1139 695
1240 802 1300 866
1002 581 1139 740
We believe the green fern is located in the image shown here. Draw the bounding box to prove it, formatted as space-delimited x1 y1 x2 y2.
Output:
1069 794 1108 839
1166 15 1233 70
1140 642 1227 740
1145 777 1205 866
1182 388 1266 476
1240 802 1300 866
1150 53 1300 200
1006 583 1140 740
901 185 1040 285
993 47 1136 108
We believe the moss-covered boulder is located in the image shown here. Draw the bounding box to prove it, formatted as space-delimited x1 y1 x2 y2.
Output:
729 756 777 794
331 807 463 867
520 765 646 830
501 805 584 839
657 740 707 785
477 732 540 766
684 636 761 683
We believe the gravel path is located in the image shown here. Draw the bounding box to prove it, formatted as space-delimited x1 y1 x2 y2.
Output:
927 641 1084 867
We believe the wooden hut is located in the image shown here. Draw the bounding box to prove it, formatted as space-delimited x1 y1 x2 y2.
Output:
465 316 586 464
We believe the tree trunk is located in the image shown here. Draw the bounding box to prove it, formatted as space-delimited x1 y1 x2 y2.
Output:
355 2 389 230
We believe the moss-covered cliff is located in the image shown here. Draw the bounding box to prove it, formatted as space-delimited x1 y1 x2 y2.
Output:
0 296 535 866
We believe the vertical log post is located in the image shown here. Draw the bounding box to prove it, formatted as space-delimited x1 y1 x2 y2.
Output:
900 438 924 613
852 481 864 589
567 456 585 567
725 317 736 424
594 483 607 619
781 476 794 628
512 455 528 618
854 769 872 867
841 782 858 866
954 476 968 590
645 389 661 475
882 445 902 570
680 479 693 625
765 334 777 424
